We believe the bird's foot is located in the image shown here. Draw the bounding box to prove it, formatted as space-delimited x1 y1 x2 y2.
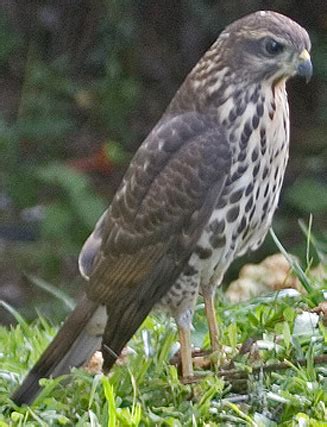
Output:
170 347 225 381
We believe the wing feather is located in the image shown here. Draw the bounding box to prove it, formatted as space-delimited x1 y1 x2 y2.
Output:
79 112 231 306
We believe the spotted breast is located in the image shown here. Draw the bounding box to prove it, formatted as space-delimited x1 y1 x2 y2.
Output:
158 78 289 314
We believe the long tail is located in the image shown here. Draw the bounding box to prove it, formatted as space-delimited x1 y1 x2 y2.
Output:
11 295 106 406
99 254 189 372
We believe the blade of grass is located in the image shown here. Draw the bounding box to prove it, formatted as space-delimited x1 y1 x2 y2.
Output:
26 274 75 310
0 300 27 327
299 217 327 265
88 374 103 409
305 214 313 269
223 401 256 426
88 409 101 427
270 228 314 294
102 377 116 427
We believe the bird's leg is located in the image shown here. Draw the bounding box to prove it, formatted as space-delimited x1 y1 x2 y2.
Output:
202 288 220 352
178 322 193 378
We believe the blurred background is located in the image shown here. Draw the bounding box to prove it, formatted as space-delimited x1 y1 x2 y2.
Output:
0 0 326 324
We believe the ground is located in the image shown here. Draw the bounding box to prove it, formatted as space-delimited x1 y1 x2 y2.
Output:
0 241 326 426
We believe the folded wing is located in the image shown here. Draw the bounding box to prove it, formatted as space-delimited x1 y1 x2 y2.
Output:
79 112 232 369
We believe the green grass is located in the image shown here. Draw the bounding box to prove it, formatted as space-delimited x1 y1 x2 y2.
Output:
0 238 326 426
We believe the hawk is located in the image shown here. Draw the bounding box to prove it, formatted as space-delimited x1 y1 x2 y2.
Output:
12 10 312 405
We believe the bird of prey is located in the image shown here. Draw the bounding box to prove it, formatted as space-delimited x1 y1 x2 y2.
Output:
12 10 312 405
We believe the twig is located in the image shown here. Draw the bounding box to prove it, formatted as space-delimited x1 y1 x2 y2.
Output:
180 354 327 385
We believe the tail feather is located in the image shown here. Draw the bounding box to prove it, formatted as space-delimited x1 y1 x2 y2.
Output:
11 296 104 406
12 241 195 404
101 254 187 371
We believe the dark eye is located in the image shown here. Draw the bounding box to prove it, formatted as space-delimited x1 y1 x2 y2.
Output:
264 38 284 55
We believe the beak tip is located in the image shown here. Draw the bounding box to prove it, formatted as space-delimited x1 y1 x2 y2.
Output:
297 60 313 83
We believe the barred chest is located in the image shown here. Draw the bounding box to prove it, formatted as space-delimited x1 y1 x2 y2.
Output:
193 82 290 286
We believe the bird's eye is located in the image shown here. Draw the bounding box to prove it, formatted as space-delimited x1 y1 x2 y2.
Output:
264 38 284 55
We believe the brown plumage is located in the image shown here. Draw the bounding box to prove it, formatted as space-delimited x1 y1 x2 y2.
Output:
12 10 312 405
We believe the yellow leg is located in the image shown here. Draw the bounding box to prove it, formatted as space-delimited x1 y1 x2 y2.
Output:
178 324 193 378
203 290 220 351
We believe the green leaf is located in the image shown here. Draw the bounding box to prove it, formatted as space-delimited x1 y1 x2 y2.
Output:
41 202 72 240
105 140 130 165
285 179 327 213
37 163 106 230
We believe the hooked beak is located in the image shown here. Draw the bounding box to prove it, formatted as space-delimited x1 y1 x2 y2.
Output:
296 49 313 83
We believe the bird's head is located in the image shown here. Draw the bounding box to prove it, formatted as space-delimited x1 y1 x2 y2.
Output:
169 11 312 114
219 10 312 85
